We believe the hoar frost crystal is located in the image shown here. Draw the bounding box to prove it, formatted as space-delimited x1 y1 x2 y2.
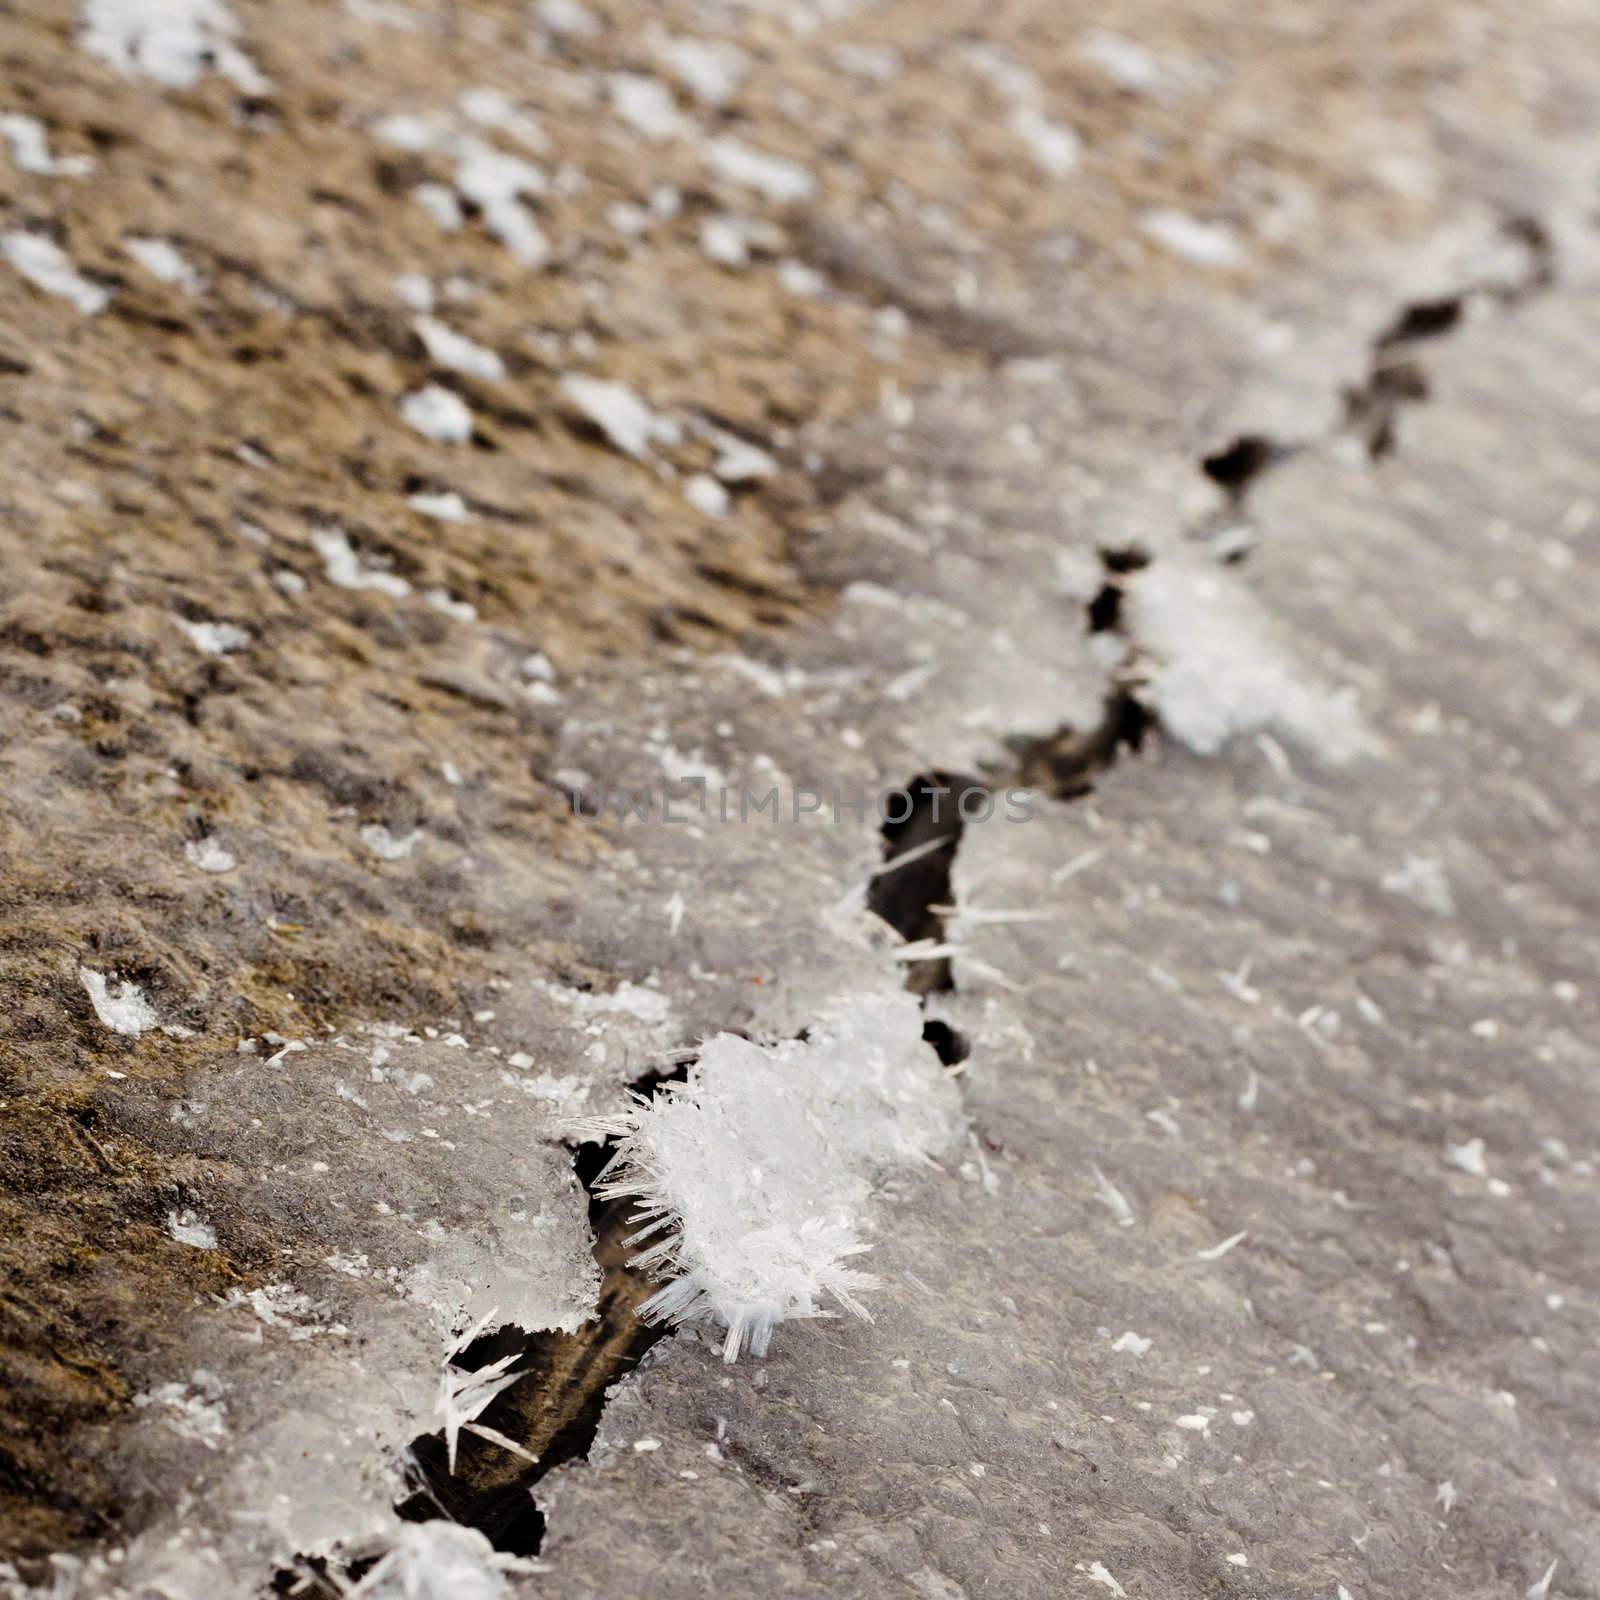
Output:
574 991 962 1361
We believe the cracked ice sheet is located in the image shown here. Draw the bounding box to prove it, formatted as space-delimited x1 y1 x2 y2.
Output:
74 995 689 1588
523 207 1600 1600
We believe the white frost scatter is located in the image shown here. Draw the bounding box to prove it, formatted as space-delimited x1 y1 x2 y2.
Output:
343 0 424 29
1382 853 1455 916
124 235 203 292
415 182 464 231
453 139 549 265
535 0 599 39
375 114 549 266
133 1370 228 1449
413 316 505 381
710 434 778 483
575 991 961 1361
1091 1165 1136 1226
174 616 250 655
312 526 411 597
534 978 671 1025
1007 106 1080 178
184 837 237 874
609 74 687 141
409 488 473 522
561 374 681 458
425 588 477 623
79 0 270 93
1128 561 1373 761
401 384 474 443
0 113 94 177
700 214 750 267
394 270 434 311
1195 1229 1248 1261
1 231 109 315
652 33 748 105
1140 207 1245 268
1526 1559 1559 1600
457 87 546 152
80 967 159 1036
349 1521 535 1600
167 1207 218 1249
704 137 815 203
1078 1562 1127 1598
684 472 729 518
361 824 422 861
1445 1137 1488 1178
1079 30 1169 95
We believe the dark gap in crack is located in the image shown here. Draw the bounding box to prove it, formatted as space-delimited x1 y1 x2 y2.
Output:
383 1058 692 1559
1201 433 1281 499
920 1019 971 1067
867 770 985 998
1376 296 1462 349
1087 545 1151 634
1498 213 1555 300
1344 357 1429 459
1010 546 1153 799
1011 686 1149 800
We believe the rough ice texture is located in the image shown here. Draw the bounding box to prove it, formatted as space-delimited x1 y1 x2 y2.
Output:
1128 559 1375 761
57 1022 603 1588
578 990 962 1362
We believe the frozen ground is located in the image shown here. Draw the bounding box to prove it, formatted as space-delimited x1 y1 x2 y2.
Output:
2 2 1599 1597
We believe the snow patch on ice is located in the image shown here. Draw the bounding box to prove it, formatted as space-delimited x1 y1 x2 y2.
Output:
1128 561 1374 762
168 1208 218 1249
185 837 237 874
361 824 422 861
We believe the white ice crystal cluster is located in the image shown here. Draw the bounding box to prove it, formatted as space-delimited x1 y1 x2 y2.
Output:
576 991 961 1362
